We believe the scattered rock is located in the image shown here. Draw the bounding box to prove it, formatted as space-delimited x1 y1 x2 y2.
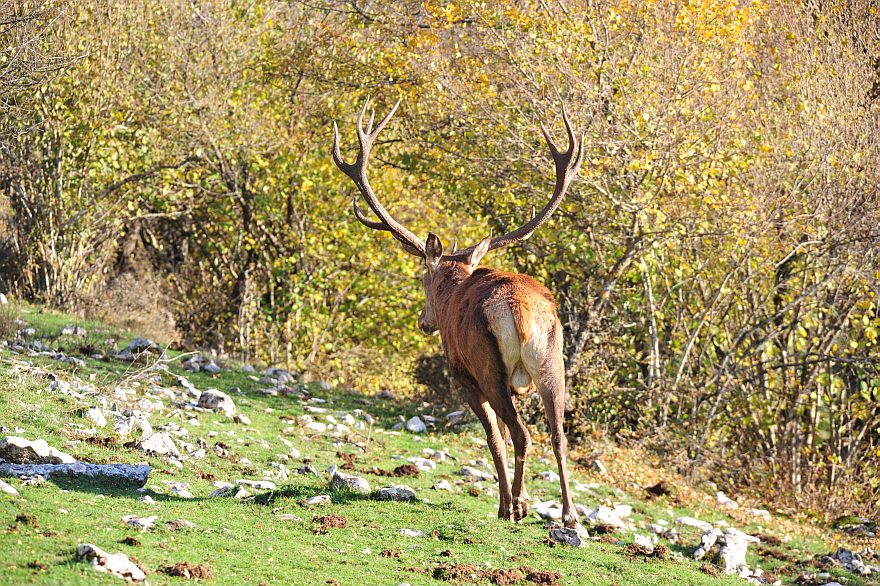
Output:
445 410 466 426
0 436 76 464
329 471 371 495
140 432 180 457
593 459 607 474
694 527 759 575
166 519 197 531
584 505 631 530
538 470 560 482
0 479 20 496
675 516 714 532
306 494 331 506
233 413 251 425
160 562 214 580
197 389 236 416
717 491 739 510
76 543 146 582
236 479 276 491
375 485 417 502
122 515 157 532
61 325 87 337
398 528 424 537
460 466 493 481
432 480 454 492
746 508 771 522
548 525 588 547
114 414 153 438
85 407 108 428
405 457 436 472
405 416 426 433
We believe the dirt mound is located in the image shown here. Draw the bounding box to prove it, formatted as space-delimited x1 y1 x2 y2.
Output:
160 562 213 580
313 514 348 534
432 564 561 585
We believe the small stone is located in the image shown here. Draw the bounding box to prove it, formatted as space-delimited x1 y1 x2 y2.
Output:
139 495 155 505
203 361 221 374
306 494 331 505
76 543 146 581
406 457 436 471
276 514 303 521
634 534 655 552
85 408 107 428
445 410 466 425
432 480 454 492
236 479 276 491
398 528 424 537
330 471 371 495
61 325 87 337
197 389 236 416
375 485 417 502
717 491 739 510
593 459 607 474
122 515 157 532
460 466 493 481
538 470 560 482
233 413 251 425
0 436 76 464
548 526 588 547
0 479 20 497
405 416 426 433
140 433 180 457
675 516 714 532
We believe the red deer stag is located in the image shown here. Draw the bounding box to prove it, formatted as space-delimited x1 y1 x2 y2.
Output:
332 99 583 528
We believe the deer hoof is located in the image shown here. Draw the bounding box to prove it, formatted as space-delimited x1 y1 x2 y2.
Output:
512 497 529 522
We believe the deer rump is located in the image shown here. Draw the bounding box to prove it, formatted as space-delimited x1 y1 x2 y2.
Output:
454 268 557 395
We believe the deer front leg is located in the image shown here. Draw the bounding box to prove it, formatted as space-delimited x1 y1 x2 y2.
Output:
466 393 514 521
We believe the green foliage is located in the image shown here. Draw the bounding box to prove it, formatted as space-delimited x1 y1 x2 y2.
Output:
1 0 879 514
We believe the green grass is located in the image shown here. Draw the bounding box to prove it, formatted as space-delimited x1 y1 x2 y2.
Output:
0 306 870 585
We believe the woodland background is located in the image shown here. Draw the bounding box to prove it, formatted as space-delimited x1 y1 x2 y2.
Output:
1 0 879 517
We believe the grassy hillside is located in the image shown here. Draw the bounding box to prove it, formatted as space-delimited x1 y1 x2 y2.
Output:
0 304 874 585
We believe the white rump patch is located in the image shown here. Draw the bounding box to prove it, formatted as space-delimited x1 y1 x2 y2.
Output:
486 302 532 393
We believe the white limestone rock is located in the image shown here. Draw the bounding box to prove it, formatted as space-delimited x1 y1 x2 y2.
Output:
76 543 146 582
0 436 76 464
197 388 236 416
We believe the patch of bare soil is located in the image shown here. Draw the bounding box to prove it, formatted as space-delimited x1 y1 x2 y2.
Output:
625 543 669 560
120 536 141 546
193 469 217 481
592 523 617 535
313 514 348 534
336 451 357 470
380 549 401 558
432 564 561 585
159 562 213 580
755 533 783 546
85 436 117 448
700 563 721 577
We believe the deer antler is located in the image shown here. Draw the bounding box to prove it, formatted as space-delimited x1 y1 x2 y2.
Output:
444 103 584 262
332 98 426 257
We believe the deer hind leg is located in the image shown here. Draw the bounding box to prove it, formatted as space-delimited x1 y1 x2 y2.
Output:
500 405 531 522
527 323 579 528
465 391 513 521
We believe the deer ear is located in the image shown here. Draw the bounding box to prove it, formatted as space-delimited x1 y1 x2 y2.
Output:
466 236 492 269
425 233 443 267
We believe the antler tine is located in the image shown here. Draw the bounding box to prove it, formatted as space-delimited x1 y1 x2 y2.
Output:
332 98 425 257
445 102 584 262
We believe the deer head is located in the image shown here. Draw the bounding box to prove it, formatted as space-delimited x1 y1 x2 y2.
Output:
331 98 584 334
